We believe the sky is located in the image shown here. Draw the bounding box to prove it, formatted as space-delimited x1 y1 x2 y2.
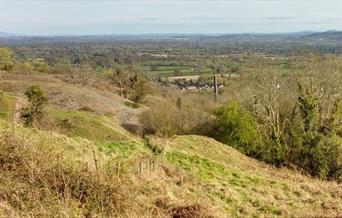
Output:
0 0 342 35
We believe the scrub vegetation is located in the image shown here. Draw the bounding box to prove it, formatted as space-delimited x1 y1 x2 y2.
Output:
0 32 341 217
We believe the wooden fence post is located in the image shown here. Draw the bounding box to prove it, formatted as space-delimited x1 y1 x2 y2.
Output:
214 75 218 102
116 162 120 177
139 162 143 174
92 150 99 182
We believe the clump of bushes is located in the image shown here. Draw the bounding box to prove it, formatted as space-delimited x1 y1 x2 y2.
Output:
213 81 342 181
139 99 213 137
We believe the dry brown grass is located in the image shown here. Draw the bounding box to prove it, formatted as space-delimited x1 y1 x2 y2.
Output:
0 73 143 128
0 130 128 217
0 121 221 217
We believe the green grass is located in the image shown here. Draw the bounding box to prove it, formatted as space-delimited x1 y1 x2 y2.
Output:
163 135 342 217
0 93 16 121
166 151 264 186
141 64 213 77
48 109 133 142
97 141 137 158
164 135 261 171
166 151 287 216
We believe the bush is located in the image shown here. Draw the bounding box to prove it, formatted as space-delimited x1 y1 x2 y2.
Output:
139 100 213 137
213 100 264 159
130 76 150 103
287 84 342 179
110 67 150 103
0 48 14 71
20 85 48 127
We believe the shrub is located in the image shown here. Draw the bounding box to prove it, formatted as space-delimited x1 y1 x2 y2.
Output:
287 83 342 179
20 85 48 127
0 48 14 72
213 100 264 159
330 99 342 137
110 67 150 103
139 101 212 137
31 58 48 73
130 76 150 103
110 68 129 97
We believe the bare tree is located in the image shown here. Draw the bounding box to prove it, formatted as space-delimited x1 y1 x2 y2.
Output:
110 68 130 97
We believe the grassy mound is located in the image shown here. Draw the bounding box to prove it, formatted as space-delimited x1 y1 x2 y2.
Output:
158 135 342 217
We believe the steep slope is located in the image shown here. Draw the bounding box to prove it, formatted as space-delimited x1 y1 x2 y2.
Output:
152 135 342 217
0 74 143 127
0 74 145 141
0 121 226 217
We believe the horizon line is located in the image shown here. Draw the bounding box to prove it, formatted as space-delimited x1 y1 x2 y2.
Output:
1 29 341 37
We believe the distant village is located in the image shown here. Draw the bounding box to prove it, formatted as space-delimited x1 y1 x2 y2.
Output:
172 78 224 91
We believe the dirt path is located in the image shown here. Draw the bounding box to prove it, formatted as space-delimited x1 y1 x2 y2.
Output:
13 96 26 124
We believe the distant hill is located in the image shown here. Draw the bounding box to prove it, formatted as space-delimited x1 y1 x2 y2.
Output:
0 31 13 37
301 30 342 41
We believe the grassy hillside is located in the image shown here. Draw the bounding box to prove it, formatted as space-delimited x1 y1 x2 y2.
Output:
47 109 134 142
0 121 223 217
0 74 341 217
161 136 342 217
0 121 341 217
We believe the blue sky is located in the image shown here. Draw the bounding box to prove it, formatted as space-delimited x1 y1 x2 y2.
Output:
0 0 342 35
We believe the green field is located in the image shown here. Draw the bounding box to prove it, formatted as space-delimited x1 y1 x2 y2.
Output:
140 63 213 77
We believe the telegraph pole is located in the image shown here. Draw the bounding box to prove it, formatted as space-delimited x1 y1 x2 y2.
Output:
214 75 218 102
